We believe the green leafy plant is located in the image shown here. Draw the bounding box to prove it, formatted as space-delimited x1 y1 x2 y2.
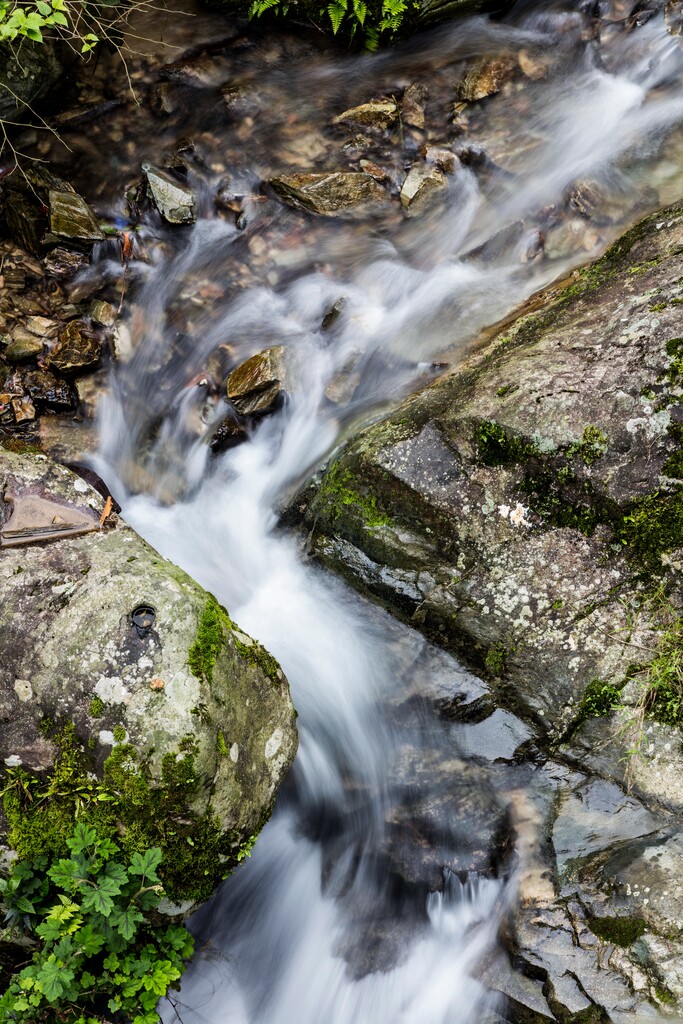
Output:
0 0 98 51
0 823 194 1023
248 0 415 47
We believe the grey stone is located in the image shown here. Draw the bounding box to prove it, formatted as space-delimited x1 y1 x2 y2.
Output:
142 162 196 224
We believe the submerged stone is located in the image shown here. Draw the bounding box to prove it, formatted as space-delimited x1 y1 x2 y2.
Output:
46 320 102 375
400 163 447 212
456 56 516 101
227 345 295 415
269 172 387 216
332 98 398 131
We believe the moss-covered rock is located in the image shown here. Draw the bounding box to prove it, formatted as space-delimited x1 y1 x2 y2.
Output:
297 201 683 749
0 450 297 910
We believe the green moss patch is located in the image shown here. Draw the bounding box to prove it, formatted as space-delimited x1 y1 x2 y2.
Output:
189 594 283 686
475 420 538 466
577 678 622 720
618 487 683 569
188 595 226 684
317 460 393 528
588 914 646 947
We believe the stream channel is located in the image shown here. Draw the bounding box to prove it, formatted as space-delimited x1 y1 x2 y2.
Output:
36 1 683 1019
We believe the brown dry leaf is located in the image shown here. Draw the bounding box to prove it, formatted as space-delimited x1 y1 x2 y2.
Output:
100 495 113 526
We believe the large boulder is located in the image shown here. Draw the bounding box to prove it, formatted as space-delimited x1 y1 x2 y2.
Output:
300 202 683 752
296 201 683 1015
0 449 297 908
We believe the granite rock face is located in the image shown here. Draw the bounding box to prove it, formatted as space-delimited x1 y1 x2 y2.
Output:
296 202 683 1018
300 203 683 748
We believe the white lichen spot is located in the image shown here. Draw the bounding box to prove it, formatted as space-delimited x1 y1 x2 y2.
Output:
13 678 32 702
98 730 116 746
265 728 283 759
73 478 89 493
94 675 130 705
232 629 253 647
530 432 557 455
509 503 532 528
498 504 511 519
4 755 22 767
230 743 239 763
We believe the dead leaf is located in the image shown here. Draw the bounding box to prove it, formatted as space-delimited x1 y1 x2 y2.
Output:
100 495 113 526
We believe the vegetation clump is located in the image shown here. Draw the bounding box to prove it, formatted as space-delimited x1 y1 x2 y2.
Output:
248 0 419 48
638 615 683 727
0 823 194 1024
474 420 538 467
577 678 622 720
1 725 247 904
189 595 283 686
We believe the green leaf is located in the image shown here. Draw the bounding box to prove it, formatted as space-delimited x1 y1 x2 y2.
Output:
110 906 144 941
36 958 74 1002
48 857 81 889
81 886 115 917
101 859 128 887
128 848 162 879
75 922 107 956
327 0 346 32
14 895 36 914
67 823 98 855
35 1 51 13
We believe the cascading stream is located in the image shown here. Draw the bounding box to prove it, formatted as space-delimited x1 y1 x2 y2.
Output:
84 5 683 1020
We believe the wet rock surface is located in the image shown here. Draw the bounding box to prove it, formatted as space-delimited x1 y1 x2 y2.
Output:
298 202 683 1016
0 449 297 906
269 172 388 216
301 203 683 743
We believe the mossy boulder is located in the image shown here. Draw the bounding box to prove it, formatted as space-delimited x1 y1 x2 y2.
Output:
0 450 297 909
297 201 683 756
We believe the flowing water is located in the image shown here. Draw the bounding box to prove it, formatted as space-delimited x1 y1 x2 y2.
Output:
48 1 683 1019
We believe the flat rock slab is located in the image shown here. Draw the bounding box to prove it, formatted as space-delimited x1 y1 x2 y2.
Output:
332 98 398 131
268 172 387 216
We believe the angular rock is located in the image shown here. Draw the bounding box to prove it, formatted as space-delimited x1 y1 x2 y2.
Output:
88 300 117 328
142 162 196 224
47 189 104 244
14 368 75 410
269 172 387 217
456 56 516 102
1 167 100 256
0 450 297 907
400 163 447 213
9 397 36 425
46 320 102 375
333 98 398 131
401 83 428 128
227 345 294 415
44 247 90 279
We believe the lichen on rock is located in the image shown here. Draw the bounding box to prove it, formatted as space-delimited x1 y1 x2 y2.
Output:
0 449 297 909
